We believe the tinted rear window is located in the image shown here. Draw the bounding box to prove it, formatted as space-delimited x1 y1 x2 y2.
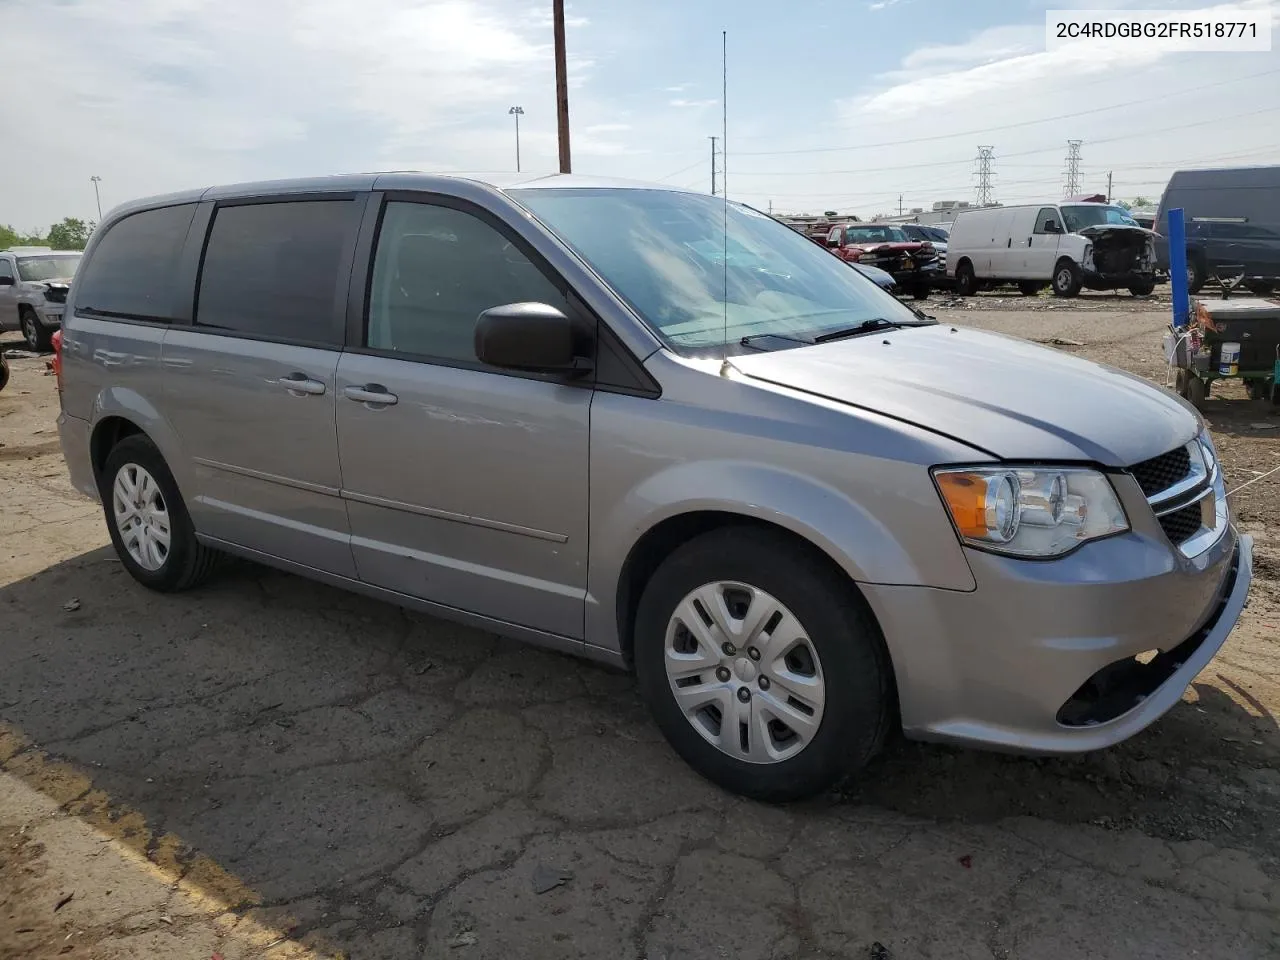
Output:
195 200 359 346
74 204 196 319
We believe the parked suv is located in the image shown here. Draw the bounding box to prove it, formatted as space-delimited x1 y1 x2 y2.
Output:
824 222 940 300
57 174 1251 801
0 246 81 350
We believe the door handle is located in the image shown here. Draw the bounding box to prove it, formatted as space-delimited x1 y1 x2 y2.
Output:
343 384 398 407
276 373 326 396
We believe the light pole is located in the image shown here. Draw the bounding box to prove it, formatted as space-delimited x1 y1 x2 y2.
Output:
553 0 571 173
508 106 524 172
90 176 103 219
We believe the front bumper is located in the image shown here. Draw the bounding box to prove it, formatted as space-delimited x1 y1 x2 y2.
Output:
35 305 64 327
863 523 1252 754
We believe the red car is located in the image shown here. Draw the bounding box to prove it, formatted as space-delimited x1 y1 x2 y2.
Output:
823 222 941 300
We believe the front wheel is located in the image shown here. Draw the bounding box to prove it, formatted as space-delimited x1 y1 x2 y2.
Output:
911 284 929 301
1017 281 1043 296
99 435 220 592
634 527 893 802
19 308 52 352
1052 260 1082 297
1128 279 1156 296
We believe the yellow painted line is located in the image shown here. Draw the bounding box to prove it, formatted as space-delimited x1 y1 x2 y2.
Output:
0 722 345 959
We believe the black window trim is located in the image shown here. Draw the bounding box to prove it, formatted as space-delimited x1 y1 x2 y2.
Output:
184 191 369 351
344 189 660 397
71 202 201 326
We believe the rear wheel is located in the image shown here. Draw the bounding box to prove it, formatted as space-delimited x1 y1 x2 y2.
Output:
1128 279 1156 296
19 307 51 352
911 284 929 301
634 527 893 802
99 435 220 592
955 261 977 297
1052 259 1082 298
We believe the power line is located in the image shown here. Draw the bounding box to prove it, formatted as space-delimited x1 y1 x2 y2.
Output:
732 67 1280 158
1063 140 1083 196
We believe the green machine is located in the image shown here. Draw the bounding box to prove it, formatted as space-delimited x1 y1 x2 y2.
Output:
1170 284 1280 408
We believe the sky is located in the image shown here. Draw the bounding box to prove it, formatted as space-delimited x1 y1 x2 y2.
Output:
2 0 1278 229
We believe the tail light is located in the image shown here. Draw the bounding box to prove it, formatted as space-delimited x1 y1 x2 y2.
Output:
51 329 64 396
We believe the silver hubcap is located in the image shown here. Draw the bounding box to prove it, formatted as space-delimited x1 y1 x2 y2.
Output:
1057 269 1071 288
112 463 171 571
664 581 826 764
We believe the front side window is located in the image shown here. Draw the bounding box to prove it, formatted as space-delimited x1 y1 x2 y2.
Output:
74 204 196 319
17 255 80 281
1033 208 1060 234
0 260 12 282
511 188 922 355
1060 204 1138 232
196 200 359 345
366 201 567 363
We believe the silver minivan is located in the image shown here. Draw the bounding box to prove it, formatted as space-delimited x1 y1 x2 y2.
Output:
56 174 1252 801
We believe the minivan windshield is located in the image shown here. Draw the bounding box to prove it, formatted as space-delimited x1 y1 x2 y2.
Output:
510 188 925 354
1060 205 1138 231
16 254 81 281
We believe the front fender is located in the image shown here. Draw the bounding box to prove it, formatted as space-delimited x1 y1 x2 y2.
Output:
585 458 976 654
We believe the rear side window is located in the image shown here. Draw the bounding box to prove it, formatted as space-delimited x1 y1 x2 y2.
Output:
196 200 359 346
74 204 196 319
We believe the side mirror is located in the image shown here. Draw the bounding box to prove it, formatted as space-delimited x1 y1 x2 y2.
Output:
474 302 591 376
0 276 13 286
827 237 841 248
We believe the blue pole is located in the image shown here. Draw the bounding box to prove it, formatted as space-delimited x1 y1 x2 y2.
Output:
1168 207 1189 328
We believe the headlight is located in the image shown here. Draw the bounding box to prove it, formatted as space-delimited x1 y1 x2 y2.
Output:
933 467 1129 558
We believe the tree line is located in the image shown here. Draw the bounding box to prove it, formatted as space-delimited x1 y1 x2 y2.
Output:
1 217 95 251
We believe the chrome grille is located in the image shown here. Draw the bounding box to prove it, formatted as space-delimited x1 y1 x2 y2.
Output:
1135 437 1226 558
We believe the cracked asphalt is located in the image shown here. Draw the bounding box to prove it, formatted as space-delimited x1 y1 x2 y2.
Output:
2 302 1279 959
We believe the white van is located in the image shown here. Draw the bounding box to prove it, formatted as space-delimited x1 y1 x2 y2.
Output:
946 202 1157 298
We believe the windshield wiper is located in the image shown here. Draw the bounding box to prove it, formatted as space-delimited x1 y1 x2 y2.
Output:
813 318 902 343
740 332 815 349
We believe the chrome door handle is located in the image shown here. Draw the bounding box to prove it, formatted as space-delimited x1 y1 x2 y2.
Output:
276 373 326 396
343 384 398 406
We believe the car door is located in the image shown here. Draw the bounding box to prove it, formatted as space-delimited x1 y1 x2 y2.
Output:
162 195 365 577
1026 207 1062 280
0 258 18 329
336 194 591 639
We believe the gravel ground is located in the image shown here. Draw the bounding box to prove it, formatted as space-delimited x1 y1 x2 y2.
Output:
1 301 1278 959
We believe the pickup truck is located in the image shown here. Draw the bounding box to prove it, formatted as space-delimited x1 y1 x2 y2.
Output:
822 222 940 299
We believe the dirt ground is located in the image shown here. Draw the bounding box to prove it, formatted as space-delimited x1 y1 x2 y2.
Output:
1 295 1278 960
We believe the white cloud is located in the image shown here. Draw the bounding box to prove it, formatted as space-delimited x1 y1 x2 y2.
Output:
669 98 719 109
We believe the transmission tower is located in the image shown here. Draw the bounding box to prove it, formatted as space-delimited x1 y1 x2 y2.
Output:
1063 140 1083 196
974 146 996 206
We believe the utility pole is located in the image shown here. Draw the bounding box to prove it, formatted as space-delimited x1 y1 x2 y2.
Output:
974 146 995 206
709 136 718 195
1106 170 1113 203
553 0 571 173
90 175 103 219
1063 140 1083 197
508 106 524 172
898 194 903 216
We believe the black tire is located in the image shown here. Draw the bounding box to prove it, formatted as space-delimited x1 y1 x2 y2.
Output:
911 284 929 301
1186 256 1205 295
633 526 893 802
0 357 8 392
1245 281 1274 296
1181 374 1208 409
1017 281 1043 296
954 261 977 297
98 435 220 592
1052 259 1082 298
1128 279 1156 296
19 308 52 352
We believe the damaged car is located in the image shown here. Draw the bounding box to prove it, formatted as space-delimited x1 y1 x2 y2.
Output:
946 202 1157 298
824 222 940 300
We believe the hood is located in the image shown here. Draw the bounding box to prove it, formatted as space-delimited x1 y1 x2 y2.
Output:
1077 224 1156 243
731 324 1198 466
852 241 930 254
